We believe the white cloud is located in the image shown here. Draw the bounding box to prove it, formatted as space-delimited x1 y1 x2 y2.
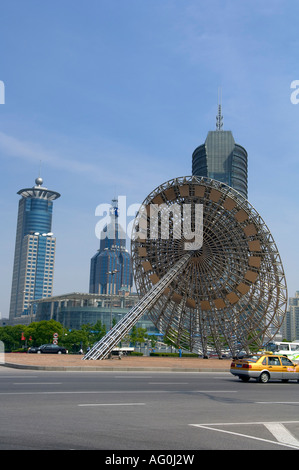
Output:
0 131 104 176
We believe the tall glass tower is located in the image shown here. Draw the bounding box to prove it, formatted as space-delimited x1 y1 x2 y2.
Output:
192 104 248 198
89 198 133 295
9 177 60 320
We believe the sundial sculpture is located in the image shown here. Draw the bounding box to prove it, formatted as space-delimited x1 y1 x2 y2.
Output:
83 175 287 360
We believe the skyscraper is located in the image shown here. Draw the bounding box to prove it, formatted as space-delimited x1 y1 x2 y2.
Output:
9 177 60 320
281 292 299 341
89 198 133 295
192 103 248 198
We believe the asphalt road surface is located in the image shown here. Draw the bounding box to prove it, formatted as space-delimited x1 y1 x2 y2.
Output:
1 366 299 452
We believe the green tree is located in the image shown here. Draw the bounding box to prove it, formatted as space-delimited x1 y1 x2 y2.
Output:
130 325 137 345
62 329 88 353
80 321 107 348
92 320 107 342
130 326 148 351
148 335 158 349
24 320 63 346
0 324 25 351
164 334 179 352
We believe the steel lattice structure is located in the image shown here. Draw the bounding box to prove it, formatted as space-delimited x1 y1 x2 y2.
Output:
83 175 287 360
131 176 287 357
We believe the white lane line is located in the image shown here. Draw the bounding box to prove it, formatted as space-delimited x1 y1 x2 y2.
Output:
0 389 238 396
0 390 170 395
264 423 299 447
192 390 237 393
148 382 189 385
114 376 152 378
190 424 299 449
0 376 38 378
78 403 145 407
192 420 299 426
190 420 299 450
13 382 62 385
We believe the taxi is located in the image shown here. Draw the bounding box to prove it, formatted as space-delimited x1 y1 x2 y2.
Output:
230 354 299 383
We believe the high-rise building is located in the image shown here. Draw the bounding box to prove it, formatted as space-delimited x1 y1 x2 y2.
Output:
281 292 299 341
192 103 248 198
89 198 133 295
9 177 60 320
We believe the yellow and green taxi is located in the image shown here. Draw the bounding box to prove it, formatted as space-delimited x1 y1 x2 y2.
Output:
230 354 299 383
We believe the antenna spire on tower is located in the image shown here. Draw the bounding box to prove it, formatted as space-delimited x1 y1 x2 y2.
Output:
216 87 223 131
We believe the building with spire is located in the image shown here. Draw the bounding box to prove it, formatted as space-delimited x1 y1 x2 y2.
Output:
89 198 133 295
9 177 60 321
192 98 248 198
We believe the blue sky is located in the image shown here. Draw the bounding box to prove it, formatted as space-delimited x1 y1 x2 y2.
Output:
0 0 298 318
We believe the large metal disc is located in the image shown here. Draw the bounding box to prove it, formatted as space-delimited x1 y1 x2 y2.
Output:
131 176 287 356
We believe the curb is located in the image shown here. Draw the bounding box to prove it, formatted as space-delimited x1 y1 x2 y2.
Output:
1 362 229 373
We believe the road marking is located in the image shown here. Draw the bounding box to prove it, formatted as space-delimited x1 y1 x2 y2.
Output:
192 420 299 426
192 390 237 393
78 403 145 407
264 423 299 447
13 382 62 385
0 390 170 395
114 376 152 378
148 382 189 384
0 389 238 396
190 421 299 449
0 376 38 379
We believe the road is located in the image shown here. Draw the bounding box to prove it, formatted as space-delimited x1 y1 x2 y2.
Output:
0 366 299 451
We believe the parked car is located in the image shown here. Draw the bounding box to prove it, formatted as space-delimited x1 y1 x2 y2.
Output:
230 354 299 383
28 344 68 354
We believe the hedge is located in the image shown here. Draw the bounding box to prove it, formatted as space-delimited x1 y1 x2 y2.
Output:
149 352 198 357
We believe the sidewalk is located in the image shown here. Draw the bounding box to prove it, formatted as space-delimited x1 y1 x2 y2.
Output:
2 353 231 372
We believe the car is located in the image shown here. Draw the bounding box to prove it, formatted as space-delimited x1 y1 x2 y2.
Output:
230 354 299 383
28 344 68 354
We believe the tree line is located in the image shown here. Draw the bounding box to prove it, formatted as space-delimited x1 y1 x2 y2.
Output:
0 320 158 353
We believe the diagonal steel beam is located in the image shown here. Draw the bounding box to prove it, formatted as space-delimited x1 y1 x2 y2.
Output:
82 252 192 360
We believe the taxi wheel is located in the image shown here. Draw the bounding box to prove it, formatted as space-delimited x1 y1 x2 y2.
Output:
258 372 270 383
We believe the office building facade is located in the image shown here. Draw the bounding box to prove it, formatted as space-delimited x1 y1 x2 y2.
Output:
31 291 159 334
89 198 133 295
192 107 248 198
9 177 60 320
281 292 299 341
